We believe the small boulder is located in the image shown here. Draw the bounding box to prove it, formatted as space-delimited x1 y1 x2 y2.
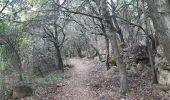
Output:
56 83 65 87
137 63 145 71
89 79 103 88
127 67 137 76
104 67 118 78
12 85 33 99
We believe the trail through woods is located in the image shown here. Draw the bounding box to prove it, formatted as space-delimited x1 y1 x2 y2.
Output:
45 58 95 100
58 58 94 100
41 58 168 100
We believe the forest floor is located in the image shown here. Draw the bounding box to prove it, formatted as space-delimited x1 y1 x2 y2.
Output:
26 58 169 100
43 58 96 100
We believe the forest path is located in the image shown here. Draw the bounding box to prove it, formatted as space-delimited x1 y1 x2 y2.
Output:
43 57 164 100
51 58 95 100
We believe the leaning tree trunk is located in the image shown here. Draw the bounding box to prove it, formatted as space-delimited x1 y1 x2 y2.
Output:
146 0 170 63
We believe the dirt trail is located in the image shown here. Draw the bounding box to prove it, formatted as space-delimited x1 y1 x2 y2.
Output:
40 58 166 100
54 58 95 100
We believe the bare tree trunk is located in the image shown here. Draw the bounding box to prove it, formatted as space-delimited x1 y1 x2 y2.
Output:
109 29 128 93
16 53 23 81
54 44 64 72
105 36 110 70
147 42 158 83
98 19 110 69
76 46 83 58
142 0 158 83
102 0 128 93
54 23 64 72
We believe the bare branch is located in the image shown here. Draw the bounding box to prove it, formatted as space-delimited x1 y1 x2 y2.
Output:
0 0 9 14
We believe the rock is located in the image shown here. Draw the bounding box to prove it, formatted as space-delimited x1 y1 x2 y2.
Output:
127 45 150 65
34 85 48 97
86 83 90 86
94 56 99 61
62 74 71 79
99 94 107 100
21 96 41 100
64 67 70 70
156 58 170 85
156 59 170 71
56 83 65 87
137 63 145 71
12 85 33 99
108 57 117 66
90 79 102 88
157 84 170 94
157 69 170 85
127 67 137 76
64 64 74 68
104 67 117 78
157 45 164 57
120 98 125 100
141 70 148 77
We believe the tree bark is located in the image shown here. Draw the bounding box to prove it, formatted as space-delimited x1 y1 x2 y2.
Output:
102 0 128 93
109 29 128 93
105 36 110 70
99 19 110 70
142 0 158 84
54 23 64 72
54 44 64 72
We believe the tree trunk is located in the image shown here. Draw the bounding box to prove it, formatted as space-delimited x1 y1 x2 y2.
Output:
54 23 64 72
146 0 170 63
17 54 23 81
99 19 110 70
142 0 158 84
102 0 128 93
147 42 158 83
76 46 83 58
54 44 64 72
105 36 110 70
109 29 128 93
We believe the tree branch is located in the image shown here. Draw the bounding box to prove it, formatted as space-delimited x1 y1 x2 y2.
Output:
0 0 9 14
